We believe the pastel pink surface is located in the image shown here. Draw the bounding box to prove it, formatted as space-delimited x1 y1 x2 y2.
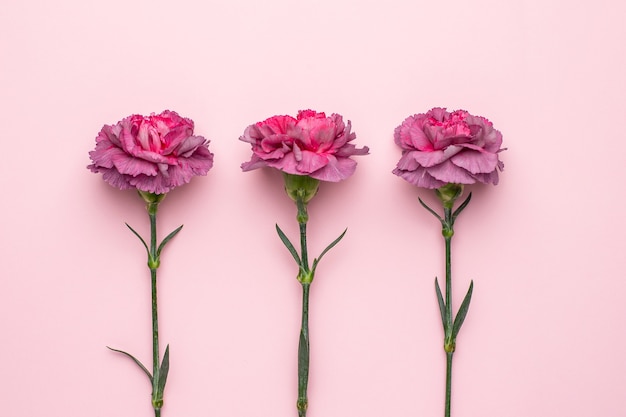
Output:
1 0 626 416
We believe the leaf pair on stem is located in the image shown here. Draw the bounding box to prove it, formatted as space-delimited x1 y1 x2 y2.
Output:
276 183 347 417
107 194 182 417
420 188 474 417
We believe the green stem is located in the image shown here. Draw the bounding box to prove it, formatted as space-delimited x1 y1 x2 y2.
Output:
295 191 310 417
443 207 454 417
148 204 162 415
297 283 310 417
444 209 453 332
425 188 472 417
299 221 309 271
445 352 453 417
297 193 309 269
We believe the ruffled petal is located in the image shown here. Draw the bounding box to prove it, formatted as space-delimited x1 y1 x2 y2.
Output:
89 140 126 169
309 155 357 182
426 160 476 184
173 135 207 157
296 150 328 174
181 145 214 175
241 154 268 172
111 152 158 177
392 166 446 189
472 169 500 185
97 167 134 190
395 152 421 171
451 149 499 174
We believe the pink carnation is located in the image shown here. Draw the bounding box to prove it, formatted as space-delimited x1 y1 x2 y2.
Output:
88 110 214 194
392 108 504 189
240 110 369 182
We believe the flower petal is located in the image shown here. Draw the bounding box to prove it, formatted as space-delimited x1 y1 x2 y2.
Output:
95 167 134 190
112 152 158 177
392 166 446 189
180 145 214 175
241 154 267 171
451 149 499 174
309 155 357 182
296 150 328 174
172 135 207 157
426 160 476 184
89 141 126 169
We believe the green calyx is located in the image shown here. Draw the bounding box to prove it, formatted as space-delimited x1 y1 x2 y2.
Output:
435 183 464 209
138 191 167 215
283 174 320 204
138 190 167 205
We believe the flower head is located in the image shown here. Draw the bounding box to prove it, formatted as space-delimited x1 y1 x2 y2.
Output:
88 110 214 194
393 107 504 189
240 109 369 182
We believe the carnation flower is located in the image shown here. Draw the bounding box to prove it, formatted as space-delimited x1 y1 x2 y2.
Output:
240 109 369 182
392 107 504 189
241 109 368 417
88 110 215 416
88 110 214 194
393 107 507 417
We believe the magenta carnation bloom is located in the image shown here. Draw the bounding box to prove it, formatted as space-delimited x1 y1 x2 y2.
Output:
240 109 369 182
88 110 214 194
393 107 504 189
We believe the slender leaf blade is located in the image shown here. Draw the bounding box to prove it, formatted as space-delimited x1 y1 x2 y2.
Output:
107 346 153 383
452 193 473 218
452 280 474 338
156 344 170 396
435 277 447 330
157 225 184 257
125 223 149 257
297 330 309 389
418 197 444 222
312 228 347 273
276 224 301 266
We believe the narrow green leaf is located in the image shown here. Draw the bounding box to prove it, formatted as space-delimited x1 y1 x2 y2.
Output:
156 344 170 396
418 197 443 222
125 223 150 257
106 346 153 383
276 224 301 266
297 330 309 388
311 228 347 273
452 192 473 218
157 225 184 257
452 280 474 339
434 277 447 330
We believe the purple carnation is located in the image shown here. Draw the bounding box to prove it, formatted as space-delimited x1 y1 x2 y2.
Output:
393 108 505 189
88 110 214 194
240 109 369 182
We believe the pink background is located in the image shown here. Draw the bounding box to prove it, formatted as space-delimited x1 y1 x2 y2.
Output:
1 0 625 416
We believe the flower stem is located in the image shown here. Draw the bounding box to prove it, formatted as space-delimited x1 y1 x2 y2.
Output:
296 191 311 417
297 283 310 417
443 207 454 417
425 187 473 417
445 351 453 417
298 212 309 270
148 203 163 415
444 210 453 332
